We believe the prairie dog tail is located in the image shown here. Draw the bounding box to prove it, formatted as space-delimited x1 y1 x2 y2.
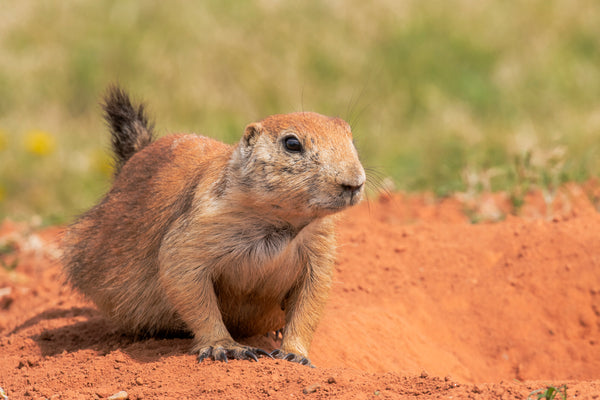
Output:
103 85 155 175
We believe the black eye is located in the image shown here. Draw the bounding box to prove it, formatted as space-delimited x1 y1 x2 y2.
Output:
284 136 303 153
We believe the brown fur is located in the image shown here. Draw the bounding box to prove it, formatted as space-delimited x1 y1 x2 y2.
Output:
62 87 365 365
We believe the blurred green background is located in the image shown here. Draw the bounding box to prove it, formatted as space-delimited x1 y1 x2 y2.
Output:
1 0 599 223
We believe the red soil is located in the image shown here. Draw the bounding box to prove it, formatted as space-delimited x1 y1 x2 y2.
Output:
1 183 600 399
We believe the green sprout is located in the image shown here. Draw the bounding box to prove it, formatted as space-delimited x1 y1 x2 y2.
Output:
528 385 567 400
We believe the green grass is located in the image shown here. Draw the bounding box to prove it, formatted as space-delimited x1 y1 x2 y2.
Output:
529 385 567 400
1 0 599 222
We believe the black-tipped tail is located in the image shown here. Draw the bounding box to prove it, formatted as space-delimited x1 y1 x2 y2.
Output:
103 85 155 175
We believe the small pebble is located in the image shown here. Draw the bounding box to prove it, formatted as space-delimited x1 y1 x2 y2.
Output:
135 377 144 386
302 384 320 394
107 391 129 400
327 377 336 384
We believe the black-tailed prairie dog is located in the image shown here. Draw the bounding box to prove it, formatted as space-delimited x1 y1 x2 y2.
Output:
62 86 366 366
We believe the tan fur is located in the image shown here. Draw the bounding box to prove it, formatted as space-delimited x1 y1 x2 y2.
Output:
62 91 365 365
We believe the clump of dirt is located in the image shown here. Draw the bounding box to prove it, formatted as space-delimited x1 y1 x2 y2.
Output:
1 183 600 399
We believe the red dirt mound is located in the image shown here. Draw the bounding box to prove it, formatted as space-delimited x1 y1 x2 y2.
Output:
1 183 600 399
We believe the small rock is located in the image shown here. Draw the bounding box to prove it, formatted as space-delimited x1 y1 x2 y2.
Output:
0 287 12 298
135 377 144 386
327 377 336 384
302 384 320 394
420 370 429 379
0 294 13 310
107 391 129 400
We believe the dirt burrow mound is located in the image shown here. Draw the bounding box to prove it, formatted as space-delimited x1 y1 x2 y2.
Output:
1 183 600 399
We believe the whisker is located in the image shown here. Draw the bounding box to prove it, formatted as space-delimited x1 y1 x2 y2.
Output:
345 66 381 131
363 166 397 209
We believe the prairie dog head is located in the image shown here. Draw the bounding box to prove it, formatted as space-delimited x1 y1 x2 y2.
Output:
232 112 365 224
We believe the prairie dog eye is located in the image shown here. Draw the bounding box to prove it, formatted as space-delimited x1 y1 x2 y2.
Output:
283 136 303 153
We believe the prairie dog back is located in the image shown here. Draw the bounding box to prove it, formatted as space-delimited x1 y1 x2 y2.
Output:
62 86 365 365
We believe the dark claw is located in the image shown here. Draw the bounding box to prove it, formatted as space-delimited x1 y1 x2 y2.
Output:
214 348 228 363
197 354 208 363
197 345 272 363
299 356 315 368
271 349 314 367
197 347 212 363
255 348 274 358
244 350 259 362
270 349 283 358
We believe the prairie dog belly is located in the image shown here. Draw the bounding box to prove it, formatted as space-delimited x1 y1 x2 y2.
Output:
214 252 303 337
218 291 286 338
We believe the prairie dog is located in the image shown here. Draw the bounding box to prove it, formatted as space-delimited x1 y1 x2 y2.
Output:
62 86 365 365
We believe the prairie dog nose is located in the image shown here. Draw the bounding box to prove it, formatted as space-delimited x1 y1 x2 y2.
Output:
341 181 364 194
338 169 366 194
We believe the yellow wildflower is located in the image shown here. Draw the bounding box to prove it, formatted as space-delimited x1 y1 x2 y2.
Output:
24 130 56 156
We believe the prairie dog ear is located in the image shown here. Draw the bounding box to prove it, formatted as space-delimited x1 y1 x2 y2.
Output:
243 122 262 147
